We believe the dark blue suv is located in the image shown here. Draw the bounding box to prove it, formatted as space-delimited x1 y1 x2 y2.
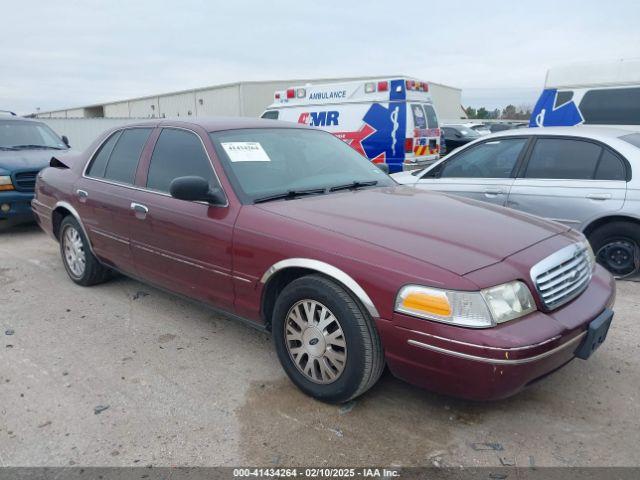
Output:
0 114 69 228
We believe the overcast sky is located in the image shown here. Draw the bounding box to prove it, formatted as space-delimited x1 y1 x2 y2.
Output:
2 0 639 115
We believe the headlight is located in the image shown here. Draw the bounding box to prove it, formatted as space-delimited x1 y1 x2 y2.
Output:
395 281 536 328
0 175 14 191
480 281 536 324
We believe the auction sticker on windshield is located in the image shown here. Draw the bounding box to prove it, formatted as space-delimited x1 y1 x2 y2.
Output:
221 142 271 162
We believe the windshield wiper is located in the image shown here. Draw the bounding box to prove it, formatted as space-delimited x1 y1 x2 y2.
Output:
254 187 326 204
329 180 378 192
0 146 18 151
9 144 65 150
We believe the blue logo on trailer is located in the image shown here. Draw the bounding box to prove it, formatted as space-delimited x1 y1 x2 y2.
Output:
529 88 584 127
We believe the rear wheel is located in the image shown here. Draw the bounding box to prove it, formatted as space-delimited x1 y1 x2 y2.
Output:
59 216 111 286
271 274 384 403
588 221 640 279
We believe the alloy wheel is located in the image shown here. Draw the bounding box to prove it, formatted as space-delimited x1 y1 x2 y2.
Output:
63 226 86 278
284 299 347 384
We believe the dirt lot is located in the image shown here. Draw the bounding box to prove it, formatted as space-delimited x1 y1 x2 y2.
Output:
0 225 638 468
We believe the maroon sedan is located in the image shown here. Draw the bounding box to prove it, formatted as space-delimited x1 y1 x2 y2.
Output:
32 118 615 403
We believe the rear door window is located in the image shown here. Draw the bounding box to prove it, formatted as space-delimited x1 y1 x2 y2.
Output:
146 128 215 192
580 87 640 125
440 138 527 178
411 104 427 129
103 128 152 184
524 138 601 179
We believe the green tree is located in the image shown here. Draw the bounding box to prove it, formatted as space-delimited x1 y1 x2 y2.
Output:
476 107 489 119
502 104 517 119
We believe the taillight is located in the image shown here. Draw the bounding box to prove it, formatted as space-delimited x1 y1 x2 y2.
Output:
275 92 281 100
405 138 414 153
286 89 295 99
377 81 388 92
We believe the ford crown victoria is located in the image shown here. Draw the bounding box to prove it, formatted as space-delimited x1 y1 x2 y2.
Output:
32 118 615 403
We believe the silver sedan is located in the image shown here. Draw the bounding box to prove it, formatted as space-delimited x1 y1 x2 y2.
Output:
392 126 640 278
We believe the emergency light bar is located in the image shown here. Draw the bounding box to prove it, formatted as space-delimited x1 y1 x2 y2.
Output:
406 80 429 92
364 81 390 94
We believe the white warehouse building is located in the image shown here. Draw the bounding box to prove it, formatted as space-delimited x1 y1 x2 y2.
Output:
34 76 465 121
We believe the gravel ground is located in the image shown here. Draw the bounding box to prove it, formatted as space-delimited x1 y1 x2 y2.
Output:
0 224 638 468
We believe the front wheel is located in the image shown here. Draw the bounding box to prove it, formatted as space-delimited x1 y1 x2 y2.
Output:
271 274 384 403
589 221 640 279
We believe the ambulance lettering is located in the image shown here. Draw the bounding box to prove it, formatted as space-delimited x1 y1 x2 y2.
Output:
297 111 340 127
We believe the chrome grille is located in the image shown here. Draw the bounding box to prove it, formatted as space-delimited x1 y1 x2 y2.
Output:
530 242 595 310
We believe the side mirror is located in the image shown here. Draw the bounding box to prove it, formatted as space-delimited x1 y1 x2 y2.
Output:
169 176 225 205
61 135 70 147
376 163 390 174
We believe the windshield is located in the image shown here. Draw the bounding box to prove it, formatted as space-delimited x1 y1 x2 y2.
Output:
0 120 67 149
209 128 395 203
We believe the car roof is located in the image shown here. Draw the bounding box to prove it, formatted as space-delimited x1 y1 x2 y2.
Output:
114 116 309 132
489 125 639 141
0 116 49 124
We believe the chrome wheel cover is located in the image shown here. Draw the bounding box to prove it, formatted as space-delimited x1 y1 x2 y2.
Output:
63 226 86 278
284 299 347 384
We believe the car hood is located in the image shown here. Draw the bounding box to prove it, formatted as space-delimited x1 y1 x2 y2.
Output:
0 149 67 172
256 186 570 276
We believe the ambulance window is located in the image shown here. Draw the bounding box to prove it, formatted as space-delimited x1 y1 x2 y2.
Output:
261 110 279 120
424 104 439 129
411 105 427 129
554 91 573 109
580 87 640 125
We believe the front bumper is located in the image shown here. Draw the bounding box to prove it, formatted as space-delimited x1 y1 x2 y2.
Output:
0 191 36 226
377 265 616 400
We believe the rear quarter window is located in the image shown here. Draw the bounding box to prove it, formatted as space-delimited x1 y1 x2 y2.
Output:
595 149 626 181
87 131 121 178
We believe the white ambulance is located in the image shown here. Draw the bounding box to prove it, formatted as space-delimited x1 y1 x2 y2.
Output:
261 77 441 172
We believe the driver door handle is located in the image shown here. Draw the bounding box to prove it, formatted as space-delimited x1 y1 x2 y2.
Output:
484 187 504 195
130 202 149 219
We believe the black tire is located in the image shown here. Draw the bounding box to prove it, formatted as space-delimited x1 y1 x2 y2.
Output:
59 216 111 286
272 274 384 403
588 221 640 278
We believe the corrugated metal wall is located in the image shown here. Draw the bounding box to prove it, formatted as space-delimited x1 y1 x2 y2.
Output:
195 84 241 116
34 78 464 122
